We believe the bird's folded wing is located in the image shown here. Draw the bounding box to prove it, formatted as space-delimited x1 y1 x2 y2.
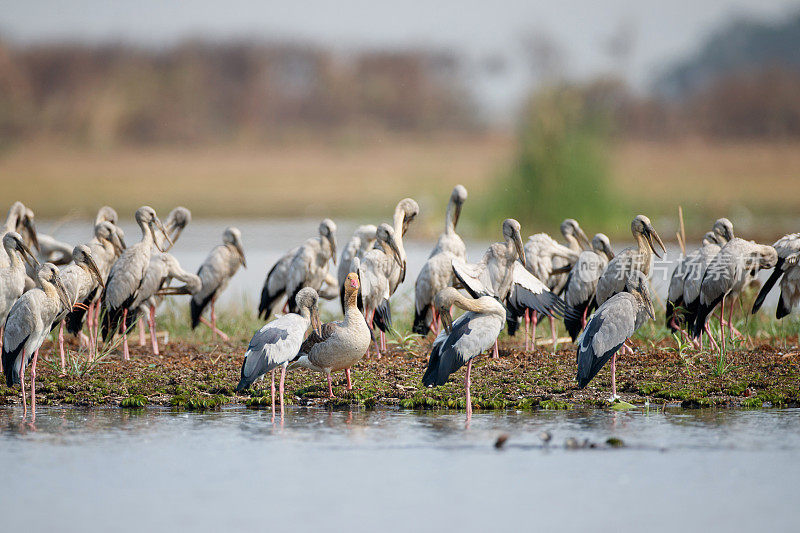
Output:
297 321 337 355
509 263 574 319
451 257 489 298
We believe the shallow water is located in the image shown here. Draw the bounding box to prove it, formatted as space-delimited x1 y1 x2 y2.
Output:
1 406 798 532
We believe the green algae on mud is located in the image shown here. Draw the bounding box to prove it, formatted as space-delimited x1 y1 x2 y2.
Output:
2 336 800 412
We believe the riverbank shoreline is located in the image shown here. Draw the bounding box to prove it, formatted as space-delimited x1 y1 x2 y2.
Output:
3 336 798 411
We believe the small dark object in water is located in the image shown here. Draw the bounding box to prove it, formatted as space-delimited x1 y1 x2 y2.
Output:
606 437 624 448
539 431 552 444
495 434 509 449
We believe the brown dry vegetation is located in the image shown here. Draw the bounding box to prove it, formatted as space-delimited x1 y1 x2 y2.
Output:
1 137 799 236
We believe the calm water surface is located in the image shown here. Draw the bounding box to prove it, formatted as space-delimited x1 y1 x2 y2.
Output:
1 406 798 532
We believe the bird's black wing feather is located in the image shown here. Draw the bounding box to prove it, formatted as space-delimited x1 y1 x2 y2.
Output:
752 257 784 315
576 314 623 388
235 327 290 392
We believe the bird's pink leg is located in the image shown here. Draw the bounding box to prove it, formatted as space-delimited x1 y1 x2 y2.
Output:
581 305 588 329
430 307 439 336
531 311 538 349
464 359 472 420
279 366 286 420
0 325 4 355
720 296 726 355
326 373 334 398
611 356 617 398
524 309 530 352
200 298 229 342
549 316 558 354
138 317 146 346
704 322 720 352
122 309 130 361
58 321 66 372
380 330 386 354
345 368 352 390
492 340 499 359
270 369 276 422
148 305 159 356
30 349 38 421
19 350 26 417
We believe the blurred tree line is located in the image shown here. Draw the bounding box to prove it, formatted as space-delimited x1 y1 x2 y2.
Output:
0 40 476 146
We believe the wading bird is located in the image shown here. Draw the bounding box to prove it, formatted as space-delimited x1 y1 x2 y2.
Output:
666 218 734 336
413 185 468 335
102 207 172 360
595 215 665 307
258 219 335 320
138 206 192 345
53 245 104 367
751 233 800 318
454 218 566 357
2 263 71 418
1 203 38 268
191 227 246 341
337 224 377 310
520 221 591 350
65 222 126 351
285 219 337 314
371 198 419 345
452 218 526 304
576 271 655 400
421 287 506 420
134 253 201 355
0 233 39 350
290 272 371 397
530 218 592 295
236 288 322 421
358 224 403 357
691 238 777 351
564 233 615 340
157 206 191 250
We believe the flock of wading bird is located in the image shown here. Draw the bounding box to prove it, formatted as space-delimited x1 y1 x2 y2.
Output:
0 184 796 420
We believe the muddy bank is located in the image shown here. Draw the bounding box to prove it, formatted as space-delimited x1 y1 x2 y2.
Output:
2 337 799 411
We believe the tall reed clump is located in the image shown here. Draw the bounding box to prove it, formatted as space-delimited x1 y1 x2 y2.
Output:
486 85 623 231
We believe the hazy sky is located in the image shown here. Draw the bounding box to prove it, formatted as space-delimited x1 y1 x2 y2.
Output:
2 1 798 117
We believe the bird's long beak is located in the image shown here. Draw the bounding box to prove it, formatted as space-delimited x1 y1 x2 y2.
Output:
577 227 591 250
604 242 615 260
440 308 453 333
156 285 192 296
235 238 247 269
311 306 322 337
24 216 39 252
452 201 462 230
646 295 656 321
328 235 337 265
111 232 125 254
402 212 416 236
645 224 666 259
153 217 173 253
86 255 105 289
386 236 403 270
168 220 187 245
54 274 72 310
16 240 40 270
514 232 526 267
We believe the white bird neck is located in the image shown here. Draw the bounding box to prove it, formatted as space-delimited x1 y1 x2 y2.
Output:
140 222 154 247
564 233 581 252
444 200 457 235
4 243 21 270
